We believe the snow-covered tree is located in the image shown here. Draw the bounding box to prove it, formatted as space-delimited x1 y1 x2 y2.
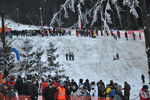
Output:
28 47 44 79
0 40 15 76
50 0 139 32
20 39 34 74
46 42 65 80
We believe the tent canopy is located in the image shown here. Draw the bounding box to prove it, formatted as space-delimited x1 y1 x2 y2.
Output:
0 26 12 33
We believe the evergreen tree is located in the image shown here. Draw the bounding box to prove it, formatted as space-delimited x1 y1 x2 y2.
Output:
46 42 65 80
0 40 15 77
28 47 44 79
20 39 34 74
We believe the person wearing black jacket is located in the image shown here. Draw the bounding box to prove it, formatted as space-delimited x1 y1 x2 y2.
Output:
15 76 25 95
43 82 57 100
29 78 38 100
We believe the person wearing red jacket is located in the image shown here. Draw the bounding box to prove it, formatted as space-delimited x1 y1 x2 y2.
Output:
139 85 149 100
41 79 48 94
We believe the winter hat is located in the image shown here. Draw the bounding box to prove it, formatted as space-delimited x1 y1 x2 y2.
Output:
59 81 65 86
10 76 15 81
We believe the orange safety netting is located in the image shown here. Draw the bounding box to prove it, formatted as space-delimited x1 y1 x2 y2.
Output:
0 26 12 33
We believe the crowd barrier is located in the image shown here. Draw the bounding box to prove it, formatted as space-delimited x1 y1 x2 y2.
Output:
68 96 113 100
0 94 113 100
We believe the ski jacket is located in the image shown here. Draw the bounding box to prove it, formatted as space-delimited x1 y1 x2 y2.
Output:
139 89 149 100
41 82 48 94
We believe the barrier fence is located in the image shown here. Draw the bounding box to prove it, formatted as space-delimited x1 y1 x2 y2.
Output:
0 93 113 100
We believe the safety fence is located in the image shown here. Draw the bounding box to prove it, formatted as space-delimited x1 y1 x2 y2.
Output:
0 93 113 100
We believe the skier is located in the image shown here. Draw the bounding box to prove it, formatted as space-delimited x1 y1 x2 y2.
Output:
139 85 149 100
141 74 145 84
65 53 69 61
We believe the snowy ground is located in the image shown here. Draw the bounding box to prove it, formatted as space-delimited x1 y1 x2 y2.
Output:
10 35 148 100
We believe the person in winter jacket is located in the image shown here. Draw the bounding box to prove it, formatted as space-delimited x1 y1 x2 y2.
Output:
78 79 83 88
24 75 32 95
141 74 145 84
98 82 105 97
132 32 136 40
57 82 66 100
71 85 78 96
65 84 72 96
29 77 38 100
15 76 25 95
71 52 74 61
71 79 78 91
114 85 125 100
41 78 48 94
5 76 16 90
117 31 121 38
43 82 57 100
106 86 116 98
139 32 142 40
124 32 128 40
123 82 131 100
84 79 90 92
139 85 149 100
65 53 69 61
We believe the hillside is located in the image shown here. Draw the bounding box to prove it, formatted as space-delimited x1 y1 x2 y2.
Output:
10 35 148 99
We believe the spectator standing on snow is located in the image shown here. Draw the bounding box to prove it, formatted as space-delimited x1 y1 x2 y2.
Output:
141 74 145 84
117 30 121 39
139 32 142 40
113 34 117 41
69 52 72 61
133 32 136 40
123 82 131 100
124 32 128 40
71 52 74 61
116 53 119 60
139 85 149 100
65 53 69 61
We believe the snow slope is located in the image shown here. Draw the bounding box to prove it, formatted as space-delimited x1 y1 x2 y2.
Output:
10 35 148 99
0 18 39 30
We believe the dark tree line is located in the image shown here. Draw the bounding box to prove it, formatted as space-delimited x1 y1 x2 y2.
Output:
0 0 149 29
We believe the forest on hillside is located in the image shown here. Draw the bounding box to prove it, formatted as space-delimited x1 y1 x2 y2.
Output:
0 0 150 29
